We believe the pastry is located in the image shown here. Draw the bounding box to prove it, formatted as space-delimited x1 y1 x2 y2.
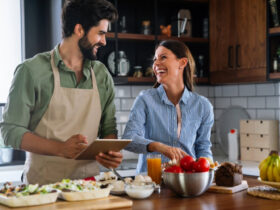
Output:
215 162 243 187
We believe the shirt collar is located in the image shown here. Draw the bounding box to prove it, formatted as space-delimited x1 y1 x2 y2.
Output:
157 85 190 105
53 45 91 80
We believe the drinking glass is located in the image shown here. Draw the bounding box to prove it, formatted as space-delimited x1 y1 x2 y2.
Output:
147 154 162 184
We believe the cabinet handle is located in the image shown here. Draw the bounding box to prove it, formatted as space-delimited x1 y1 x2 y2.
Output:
236 44 241 68
228 46 233 68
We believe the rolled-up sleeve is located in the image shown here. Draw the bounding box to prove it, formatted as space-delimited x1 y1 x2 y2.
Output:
0 64 35 149
194 99 214 159
122 94 154 153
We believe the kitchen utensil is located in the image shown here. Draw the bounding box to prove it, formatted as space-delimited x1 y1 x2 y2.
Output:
177 9 191 37
208 180 248 193
107 51 130 76
162 169 214 197
216 106 250 156
111 168 125 182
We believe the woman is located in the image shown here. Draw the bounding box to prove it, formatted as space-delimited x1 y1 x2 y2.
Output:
123 40 214 173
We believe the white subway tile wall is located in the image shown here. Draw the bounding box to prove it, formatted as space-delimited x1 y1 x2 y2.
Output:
114 82 280 157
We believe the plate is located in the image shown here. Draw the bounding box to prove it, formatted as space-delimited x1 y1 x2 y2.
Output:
0 192 58 207
59 186 112 201
216 106 250 155
258 177 280 189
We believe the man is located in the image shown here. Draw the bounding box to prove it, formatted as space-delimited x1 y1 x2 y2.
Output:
0 0 122 185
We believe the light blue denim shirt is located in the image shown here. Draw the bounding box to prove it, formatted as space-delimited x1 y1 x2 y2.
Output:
122 85 214 173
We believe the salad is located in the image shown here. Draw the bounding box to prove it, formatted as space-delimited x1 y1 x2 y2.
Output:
0 182 56 197
52 179 109 192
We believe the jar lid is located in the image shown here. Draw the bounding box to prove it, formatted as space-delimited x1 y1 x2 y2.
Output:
142 21 150 26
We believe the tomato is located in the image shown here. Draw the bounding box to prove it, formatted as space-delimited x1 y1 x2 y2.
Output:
180 155 195 171
164 165 184 173
192 158 210 172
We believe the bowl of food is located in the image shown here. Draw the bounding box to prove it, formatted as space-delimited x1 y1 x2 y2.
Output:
162 169 214 197
124 182 154 199
162 156 215 197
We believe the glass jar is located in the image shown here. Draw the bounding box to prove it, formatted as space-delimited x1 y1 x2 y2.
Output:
141 21 151 35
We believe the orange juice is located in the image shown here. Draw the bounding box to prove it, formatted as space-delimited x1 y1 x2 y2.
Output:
147 155 162 184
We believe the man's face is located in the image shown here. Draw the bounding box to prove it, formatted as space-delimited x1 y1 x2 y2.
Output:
78 19 109 60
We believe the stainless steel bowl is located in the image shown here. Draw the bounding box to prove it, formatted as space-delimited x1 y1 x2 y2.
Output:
162 169 214 197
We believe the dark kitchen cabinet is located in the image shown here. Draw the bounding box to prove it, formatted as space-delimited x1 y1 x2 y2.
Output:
267 0 280 80
209 0 267 84
97 0 210 85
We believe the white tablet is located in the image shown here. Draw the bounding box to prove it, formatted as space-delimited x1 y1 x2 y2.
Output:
75 139 132 160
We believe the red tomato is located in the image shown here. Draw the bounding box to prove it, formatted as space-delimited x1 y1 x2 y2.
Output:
193 158 210 172
84 176 96 181
164 165 184 173
180 155 195 171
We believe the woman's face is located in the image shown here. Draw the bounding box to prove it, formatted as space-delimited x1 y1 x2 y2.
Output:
153 46 185 86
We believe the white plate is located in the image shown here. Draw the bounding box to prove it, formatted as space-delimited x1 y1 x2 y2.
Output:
258 177 280 189
59 186 112 201
216 106 250 155
0 192 58 207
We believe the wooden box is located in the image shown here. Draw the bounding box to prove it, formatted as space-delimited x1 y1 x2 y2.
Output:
240 120 278 161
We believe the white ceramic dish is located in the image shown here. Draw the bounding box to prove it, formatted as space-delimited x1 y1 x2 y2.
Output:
59 186 112 201
216 106 250 155
257 177 280 189
0 192 58 207
125 183 154 199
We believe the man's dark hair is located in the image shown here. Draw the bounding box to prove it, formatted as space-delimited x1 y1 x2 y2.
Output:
62 0 118 38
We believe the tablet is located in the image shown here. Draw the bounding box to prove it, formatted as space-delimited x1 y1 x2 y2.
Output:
75 139 132 160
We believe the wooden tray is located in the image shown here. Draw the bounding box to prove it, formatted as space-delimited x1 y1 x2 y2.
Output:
207 180 248 193
0 195 133 210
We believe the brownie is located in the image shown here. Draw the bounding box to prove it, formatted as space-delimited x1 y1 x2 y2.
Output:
214 162 243 187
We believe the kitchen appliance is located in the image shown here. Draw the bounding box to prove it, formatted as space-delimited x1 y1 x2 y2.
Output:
216 106 250 156
107 51 130 76
0 147 13 164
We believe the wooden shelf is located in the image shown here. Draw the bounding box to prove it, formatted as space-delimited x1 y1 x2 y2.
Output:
106 33 208 43
269 27 280 34
113 76 209 85
269 72 280 79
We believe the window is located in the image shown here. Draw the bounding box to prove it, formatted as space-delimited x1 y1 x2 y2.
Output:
0 1 23 103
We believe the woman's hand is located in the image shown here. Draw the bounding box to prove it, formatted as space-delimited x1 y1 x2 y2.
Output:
148 142 187 161
96 151 123 168
59 134 88 159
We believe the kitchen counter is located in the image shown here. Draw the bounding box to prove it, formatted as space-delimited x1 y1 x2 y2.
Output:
0 176 278 210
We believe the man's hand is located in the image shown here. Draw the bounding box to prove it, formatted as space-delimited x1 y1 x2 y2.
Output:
96 151 123 168
59 134 88 159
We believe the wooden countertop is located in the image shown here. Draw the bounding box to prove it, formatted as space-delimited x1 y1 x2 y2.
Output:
1 176 279 210
131 176 279 210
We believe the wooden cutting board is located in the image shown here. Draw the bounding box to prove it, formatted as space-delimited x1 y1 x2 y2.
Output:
0 195 133 210
207 180 248 193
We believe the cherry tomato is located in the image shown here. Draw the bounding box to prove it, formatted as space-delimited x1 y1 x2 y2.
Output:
164 165 184 173
180 155 195 171
193 158 210 172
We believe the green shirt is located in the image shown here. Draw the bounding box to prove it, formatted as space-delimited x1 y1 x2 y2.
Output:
0 45 117 149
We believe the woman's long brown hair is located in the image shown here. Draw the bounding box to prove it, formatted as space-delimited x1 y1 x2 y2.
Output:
153 40 195 91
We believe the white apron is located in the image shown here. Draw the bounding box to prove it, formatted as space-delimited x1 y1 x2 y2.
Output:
23 51 102 185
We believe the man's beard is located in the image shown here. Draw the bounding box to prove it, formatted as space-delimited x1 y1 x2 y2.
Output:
78 34 104 60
